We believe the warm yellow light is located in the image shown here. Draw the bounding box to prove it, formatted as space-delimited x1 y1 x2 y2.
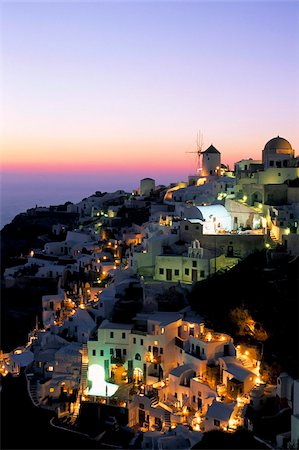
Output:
243 195 247 202
50 387 54 393
265 243 270 249
30 250 34 257
221 336 225 341
102 271 106 275
154 340 158 346
258 203 263 209
48 366 54 371
182 406 188 415
245 350 249 356
97 259 100 263
285 228 290 235
161 327 165 334
14 349 23 355
206 332 212 342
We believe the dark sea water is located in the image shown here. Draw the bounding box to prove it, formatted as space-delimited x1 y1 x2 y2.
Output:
0 172 136 229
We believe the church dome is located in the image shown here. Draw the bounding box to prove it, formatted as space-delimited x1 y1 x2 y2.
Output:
264 136 292 153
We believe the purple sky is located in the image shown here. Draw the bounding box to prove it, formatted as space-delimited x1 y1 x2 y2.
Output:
2 1 299 180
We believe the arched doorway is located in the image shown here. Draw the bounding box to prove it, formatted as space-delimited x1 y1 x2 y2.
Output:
133 367 143 384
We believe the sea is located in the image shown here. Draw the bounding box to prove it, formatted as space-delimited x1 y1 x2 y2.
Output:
0 172 137 230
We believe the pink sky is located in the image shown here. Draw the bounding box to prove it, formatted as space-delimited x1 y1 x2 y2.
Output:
2 2 298 180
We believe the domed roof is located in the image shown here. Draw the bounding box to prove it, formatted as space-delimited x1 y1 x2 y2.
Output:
264 136 292 152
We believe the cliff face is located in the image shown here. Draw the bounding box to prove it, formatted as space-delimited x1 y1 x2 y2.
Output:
1 210 79 270
1 209 79 351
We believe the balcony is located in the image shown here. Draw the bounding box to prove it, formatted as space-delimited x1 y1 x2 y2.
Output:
145 355 161 364
110 356 125 365
175 337 189 351
131 329 147 336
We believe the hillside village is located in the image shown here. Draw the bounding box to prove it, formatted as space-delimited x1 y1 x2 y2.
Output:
1 136 299 449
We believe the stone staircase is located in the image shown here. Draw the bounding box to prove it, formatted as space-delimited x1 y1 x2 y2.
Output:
80 343 88 392
28 378 40 407
164 410 171 428
71 343 88 422
150 394 159 408
270 229 279 243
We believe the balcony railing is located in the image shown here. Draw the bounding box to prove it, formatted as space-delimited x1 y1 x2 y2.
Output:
175 336 185 349
110 356 125 365
131 329 147 336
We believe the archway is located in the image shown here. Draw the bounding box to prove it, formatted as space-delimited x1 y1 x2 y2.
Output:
133 367 143 384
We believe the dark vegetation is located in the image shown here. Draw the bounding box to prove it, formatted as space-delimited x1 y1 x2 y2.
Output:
189 249 299 380
246 395 292 441
116 205 150 226
156 285 187 311
111 281 143 323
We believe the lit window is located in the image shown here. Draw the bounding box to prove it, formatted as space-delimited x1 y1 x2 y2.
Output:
154 340 158 346
48 366 54 372
161 327 165 335
49 387 54 393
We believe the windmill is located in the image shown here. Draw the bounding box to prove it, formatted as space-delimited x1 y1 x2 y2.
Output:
186 131 204 175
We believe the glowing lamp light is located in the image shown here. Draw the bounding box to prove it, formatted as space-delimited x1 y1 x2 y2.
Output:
206 332 212 342
88 364 119 397
245 350 249 356
243 195 247 202
265 243 270 249
285 228 290 235
14 349 23 355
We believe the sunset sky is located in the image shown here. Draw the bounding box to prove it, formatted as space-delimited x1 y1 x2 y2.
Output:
2 1 299 183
